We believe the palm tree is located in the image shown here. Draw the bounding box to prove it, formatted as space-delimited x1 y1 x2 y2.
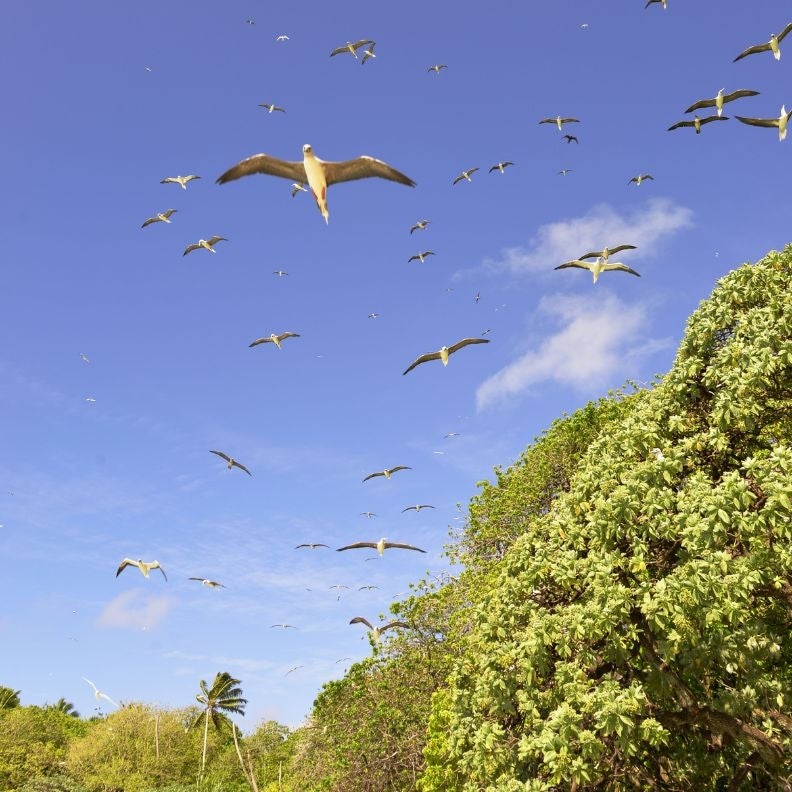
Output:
192 671 247 777
0 686 21 708
48 697 80 717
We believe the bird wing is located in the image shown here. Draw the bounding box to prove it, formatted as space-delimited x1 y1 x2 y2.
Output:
735 116 779 128
249 337 273 347
778 22 792 43
163 209 177 218
383 542 427 552
210 450 231 463
216 154 306 185
362 472 384 482
538 118 556 124
206 236 227 246
350 616 374 629
447 338 490 354
642 175 654 180
724 89 760 102
402 506 418 512
231 460 253 476
734 42 770 62
402 351 442 375
322 156 416 187
602 263 641 277
560 118 580 123
554 260 592 271
81 677 99 693
579 245 636 260
667 120 693 130
277 332 301 341
141 216 158 228
699 115 729 125
452 174 466 184
183 243 200 256
160 177 177 185
380 621 410 633
116 559 135 577
337 542 377 551
152 562 168 581
387 466 411 474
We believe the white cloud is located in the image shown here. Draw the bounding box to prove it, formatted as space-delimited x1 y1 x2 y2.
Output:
97 589 174 630
476 292 671 409
484 199 693 275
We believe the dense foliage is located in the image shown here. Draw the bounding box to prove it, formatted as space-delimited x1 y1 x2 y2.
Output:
5 247 791 790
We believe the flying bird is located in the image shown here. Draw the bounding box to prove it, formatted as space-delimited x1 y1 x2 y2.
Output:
360 511 377 518
291 182 308 197
402 338 490 375
362 467 411 483
80 353 90 363
295 543 330 550
183 236 227 255
684 89 760 117
209 450 252 476
285 666 304 676
444 432 461 438
141 209 177 228
367 312 380 319
557 169 573 176
330 39 374 58
734 23 792 62
427 64 448 74
258 103 285 113
554 257 640 283
217 144 415 224
249 332 300 349
81 678 117 708
562 135 579 143
539 115 580 131
189 578 226 588
276 34 289 41
489 161 514 173
358 585 379 591
160 175 200 190
361 43 376 63
668 114 729 134
270 624 298 629
349 616 410 642
628 174 654 186
578 244 637 262
645 0 667 8
410 220 430 234
408 251 435 263
402 504 436 513
453 167 479 184
338 538 427 555
735 105 792 141
116 558 167 581
273 270 289 276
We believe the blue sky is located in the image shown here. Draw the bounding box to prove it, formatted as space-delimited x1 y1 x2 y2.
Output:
1 0 790 728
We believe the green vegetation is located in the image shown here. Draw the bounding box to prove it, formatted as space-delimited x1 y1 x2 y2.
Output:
4 247 791 789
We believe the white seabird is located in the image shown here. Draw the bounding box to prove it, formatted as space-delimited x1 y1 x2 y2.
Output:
160 175 200 190
735 105 792 141
217 144 415 224
427 64 448 74
259 103 285 113
249 332 300 349
403 338 490 375
628 174 654 186
141 209 177 228
554 257 640 283
668 114 728 134
116 558 167 581
183 236 227 255
330 39 374 58
539 115 580 131
684 89 760 117
453 167 479 184
734 23 792 62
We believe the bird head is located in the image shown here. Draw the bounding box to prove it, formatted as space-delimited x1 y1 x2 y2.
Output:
303 144 313 155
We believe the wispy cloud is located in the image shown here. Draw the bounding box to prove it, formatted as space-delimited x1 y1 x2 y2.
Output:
483 199 693 275
476 292 671 409
96 590 175 630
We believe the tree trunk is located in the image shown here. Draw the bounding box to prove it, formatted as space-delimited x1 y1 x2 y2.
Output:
154 713 160 760
201 709 210 777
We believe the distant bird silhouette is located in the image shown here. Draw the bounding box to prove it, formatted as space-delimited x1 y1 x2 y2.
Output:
577 244 637 262
489 161 514 173
295 543 330 550
141 209 177 228
209 450 252 476
81 677 117 708
453 167 479 184
628 174 654 186
116 558 167 581
410 219 430 234
258 103 286 113
189 578 226 588
183 236 227 255
402 504 436 513
361 43 377 64
562 134 579 143
539 115 580 131
349 616 410 642
402 338 490 375
160 175 200 190
554 257 640 283
337 538 426 555
408 251 435 263
362 467 411 483
330 39 374 58
668 114 728 134
249 332 300 349
427 64 448 74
